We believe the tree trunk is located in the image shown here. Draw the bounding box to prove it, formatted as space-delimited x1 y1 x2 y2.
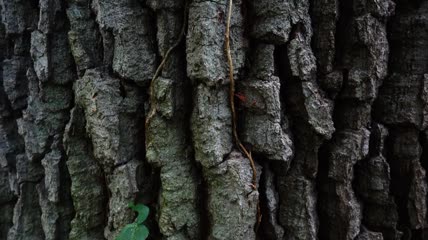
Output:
1 0 427 239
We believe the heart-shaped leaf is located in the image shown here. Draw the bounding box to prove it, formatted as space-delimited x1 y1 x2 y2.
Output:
116 223 138 240
115 203 150 240
129 203 149 224
133 224 149 239
115 222 149 240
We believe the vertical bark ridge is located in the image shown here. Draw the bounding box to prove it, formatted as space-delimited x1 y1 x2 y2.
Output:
66 0 156 239
373 1 428 238
145 1 201 239
318 1 395 239
267 1 335 239
1 0 76 239
187 1 260 239
0 3 17 238
63 106 107 240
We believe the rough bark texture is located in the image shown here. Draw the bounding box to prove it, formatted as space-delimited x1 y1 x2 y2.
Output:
1 0 428 240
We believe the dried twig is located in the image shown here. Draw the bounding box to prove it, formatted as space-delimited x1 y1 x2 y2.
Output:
146 2 189 128
225 0 257 188
224 0 261 232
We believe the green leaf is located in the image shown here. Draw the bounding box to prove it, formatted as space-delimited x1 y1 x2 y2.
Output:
116 223 138 240
115 223 149 240
115 203 150 240
133 224 149 240
129 203 149 224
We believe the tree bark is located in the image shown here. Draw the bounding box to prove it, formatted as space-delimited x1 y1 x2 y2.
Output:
0 0 428 239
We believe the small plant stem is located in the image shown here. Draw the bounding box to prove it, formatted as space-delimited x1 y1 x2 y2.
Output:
224 0 261 232
146 1 189 128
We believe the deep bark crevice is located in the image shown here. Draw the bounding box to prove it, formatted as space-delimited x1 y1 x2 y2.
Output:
385 128 412 230
196 166 211 240
315 139 331 240
334 0 353 69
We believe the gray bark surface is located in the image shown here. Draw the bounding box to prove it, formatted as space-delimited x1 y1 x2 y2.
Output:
1 0 428 239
